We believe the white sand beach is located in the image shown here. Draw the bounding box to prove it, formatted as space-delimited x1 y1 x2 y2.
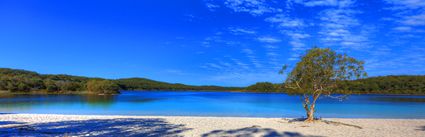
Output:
0 114 424 137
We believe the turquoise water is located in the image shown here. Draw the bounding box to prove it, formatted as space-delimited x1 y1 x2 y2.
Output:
0 91 424 118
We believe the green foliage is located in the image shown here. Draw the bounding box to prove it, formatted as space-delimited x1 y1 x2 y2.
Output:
0 69 45 92
283 47 367 94
247 76 425 95
86 79 120 94
116 78 242 91
0 68 90 93
282 47 366 121
247 82 278 92
338 75 425 95
1 67 424 95
44 80 58 92
0 68 242 94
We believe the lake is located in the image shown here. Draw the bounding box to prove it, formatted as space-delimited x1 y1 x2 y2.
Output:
0 91 424 118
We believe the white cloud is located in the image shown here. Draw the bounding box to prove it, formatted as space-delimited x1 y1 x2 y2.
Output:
206 0 283 16
267 52 278 57
264 13 310 61
365 46 425 76
264 45 277 49
241 48 263 68
393 26 412 32
206 71 283 86
200 0 425 81
219 61 232 68
286 32 311 39
206 3 220 11
257 36 282 43
402 13 425 26
289 40 306 50
384 0 425 33
383 0 425 9
265 14 306 28
242 48 254 54
291 0 355 8
204 63 224 70
202 41 211 48
202 32 237 47
231 58 250 69
228 27 256 35
224 0 282 16
297 0 338 7
317 5 371 50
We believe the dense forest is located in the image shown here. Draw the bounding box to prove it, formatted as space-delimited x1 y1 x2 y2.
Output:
246 82 282 92
337 76 425 95
0 68 241 94
116 78 241 91
1 68 424 95
247 76 425 95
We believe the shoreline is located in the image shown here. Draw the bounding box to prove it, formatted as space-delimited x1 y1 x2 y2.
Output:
2 90 425 96
2 113 425 120
1 114 424 137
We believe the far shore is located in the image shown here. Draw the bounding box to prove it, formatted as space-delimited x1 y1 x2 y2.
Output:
2 90 425 96
0 114 424 137
0 90 113 95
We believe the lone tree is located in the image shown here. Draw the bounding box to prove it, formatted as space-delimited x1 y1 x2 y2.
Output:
281 47 367 122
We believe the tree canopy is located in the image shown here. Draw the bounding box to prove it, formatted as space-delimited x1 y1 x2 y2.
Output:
282 47 367 121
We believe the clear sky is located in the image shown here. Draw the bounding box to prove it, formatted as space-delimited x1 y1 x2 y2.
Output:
0 0 424 86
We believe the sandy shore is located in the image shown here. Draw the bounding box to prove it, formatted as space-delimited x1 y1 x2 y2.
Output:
0 114 424 137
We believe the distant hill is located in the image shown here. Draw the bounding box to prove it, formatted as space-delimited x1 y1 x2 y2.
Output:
246 76 425 95
1 68 424 95
116 78 242 91
338 75 425 95
0 68 242 93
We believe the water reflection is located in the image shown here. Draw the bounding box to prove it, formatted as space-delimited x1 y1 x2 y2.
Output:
0 91 424 118
0 93 162 109
83 95 116 107
369 97 425 103
0 94 117 109
0 94 83 109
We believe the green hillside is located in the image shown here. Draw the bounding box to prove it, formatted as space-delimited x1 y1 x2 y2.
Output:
246 76 425 95
0 68 241 94
1 68 424 95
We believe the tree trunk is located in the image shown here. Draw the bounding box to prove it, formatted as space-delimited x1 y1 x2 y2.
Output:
302 95 311 122
304 92 320 122
305 103 315 122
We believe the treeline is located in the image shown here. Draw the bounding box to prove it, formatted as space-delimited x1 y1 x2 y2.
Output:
0 68 119 94
246 82 282 92
2 68 424 95
337 75 425 95
246 76 425 95
0 68 241 94
116 78 242 91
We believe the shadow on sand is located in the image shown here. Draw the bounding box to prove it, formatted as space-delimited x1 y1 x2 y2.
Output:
0 118 191 137
201 125 323 137
0 121 25 125
418 126 425 131
286 118 362 129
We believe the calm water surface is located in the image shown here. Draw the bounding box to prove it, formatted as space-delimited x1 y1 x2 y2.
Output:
0 91 424 118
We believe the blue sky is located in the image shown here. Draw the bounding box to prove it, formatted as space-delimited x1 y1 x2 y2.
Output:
0 0 424 86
